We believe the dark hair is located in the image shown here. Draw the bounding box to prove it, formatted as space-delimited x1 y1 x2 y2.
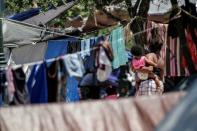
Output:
130 45 143 56
149 42 163 53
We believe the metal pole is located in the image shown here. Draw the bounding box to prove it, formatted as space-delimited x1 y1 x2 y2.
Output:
0 0 6 67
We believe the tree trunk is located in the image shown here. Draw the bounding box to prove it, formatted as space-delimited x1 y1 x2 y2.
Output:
125 0 151 47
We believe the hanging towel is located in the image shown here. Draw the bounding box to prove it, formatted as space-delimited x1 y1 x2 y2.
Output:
110 26 128 69
27 63 48 104
66 77 79 102
11 67 30 105
63 54 85 78
45 40 68 59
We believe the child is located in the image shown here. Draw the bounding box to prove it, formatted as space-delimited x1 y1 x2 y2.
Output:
130 45 162 90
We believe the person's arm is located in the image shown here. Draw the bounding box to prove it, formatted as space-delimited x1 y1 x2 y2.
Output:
135 66 153 73
144 57 157 67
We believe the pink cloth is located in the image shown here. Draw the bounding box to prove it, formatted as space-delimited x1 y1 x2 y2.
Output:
132 56 145 69
6 66 15 102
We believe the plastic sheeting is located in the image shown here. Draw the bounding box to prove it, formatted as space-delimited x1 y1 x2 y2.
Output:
0 92 185 131
8 8 40 21
2 19 56 47
11 42 47 64
23 1 75 25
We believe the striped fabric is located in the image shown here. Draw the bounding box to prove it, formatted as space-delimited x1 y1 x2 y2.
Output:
146 21 194 77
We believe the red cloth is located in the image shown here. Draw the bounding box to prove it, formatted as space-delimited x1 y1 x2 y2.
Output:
182 28 197 70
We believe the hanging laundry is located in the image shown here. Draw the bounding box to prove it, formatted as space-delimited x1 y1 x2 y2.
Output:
165 37 190 77
27 63 48 104
96 44 113 82
11 67 29 105
46 59 67 102
5 66 15 103
184 28 197 70
63 54 85 78
66 77 80 102
81 39 91 59
110 26 128 69
0 68 6 106
83 37 96 71
67 40 81 54
45 40 68 60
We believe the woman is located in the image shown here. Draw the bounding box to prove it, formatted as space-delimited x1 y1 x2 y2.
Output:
135 42 164 96
146 42 165 93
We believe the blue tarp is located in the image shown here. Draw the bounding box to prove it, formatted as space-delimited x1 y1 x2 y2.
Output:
45 40 68 60
8 8 40 21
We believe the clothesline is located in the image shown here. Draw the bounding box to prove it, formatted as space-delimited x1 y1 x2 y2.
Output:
6 19 170 69
10 47 98 69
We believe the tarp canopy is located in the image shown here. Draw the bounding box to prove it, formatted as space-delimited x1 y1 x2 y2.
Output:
10 42 47 64
2 19 62 48
7 8 40 21
0 92 185 131
23 1 76 25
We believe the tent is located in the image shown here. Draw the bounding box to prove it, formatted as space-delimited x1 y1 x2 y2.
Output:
0 92 185 131
156 76 197 131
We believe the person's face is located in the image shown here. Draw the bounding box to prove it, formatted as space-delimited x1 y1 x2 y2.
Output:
134 55 141 60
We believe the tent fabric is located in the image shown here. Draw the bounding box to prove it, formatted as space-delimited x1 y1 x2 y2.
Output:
0 92 185 131
156 78 197 131
2 19 55 47
11 42 47 64
23 1 75 25
8 8 40 21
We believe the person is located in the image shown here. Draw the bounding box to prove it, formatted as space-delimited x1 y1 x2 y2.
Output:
146 42 165 93
130 45 162 92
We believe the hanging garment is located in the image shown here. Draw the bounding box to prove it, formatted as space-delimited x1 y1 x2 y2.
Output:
5 66 15 103
83 37 97 72
45 40 68 60
46 60 67 102
27 63 48 104
0 68 6 106
67 40 81 54
96 45 112 82
110 26 128 69
66 77 80 102
11 67 29 105
165 37 190 77
63 54 85 78
81 39 91 59
184 28 197 70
